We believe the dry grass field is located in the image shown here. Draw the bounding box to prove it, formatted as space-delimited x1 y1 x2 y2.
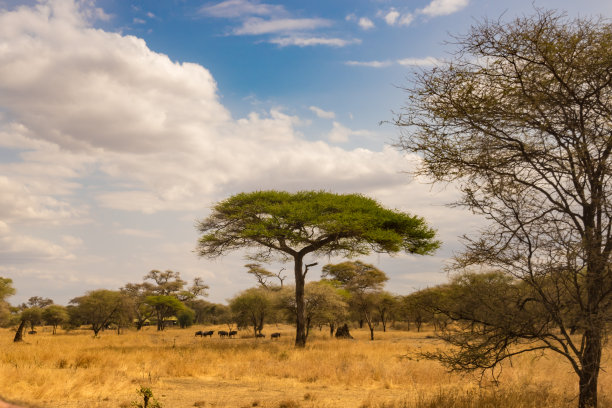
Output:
0 325 610 408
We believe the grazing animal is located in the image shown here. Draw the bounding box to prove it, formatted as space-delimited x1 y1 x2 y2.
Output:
228 330 237 338
195 330 204 337
203 330 214 337
218 330 228 338
28 330 37 335
255 333 265 338
271 332 281 339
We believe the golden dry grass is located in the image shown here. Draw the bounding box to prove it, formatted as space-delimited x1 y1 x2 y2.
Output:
0 325 610 408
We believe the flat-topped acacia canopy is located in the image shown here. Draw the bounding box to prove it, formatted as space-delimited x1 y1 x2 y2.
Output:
196 190 439 346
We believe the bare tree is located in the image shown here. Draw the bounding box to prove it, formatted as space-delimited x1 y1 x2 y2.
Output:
396 10 612 408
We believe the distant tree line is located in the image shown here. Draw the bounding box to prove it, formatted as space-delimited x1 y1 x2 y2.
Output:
0 262 454 341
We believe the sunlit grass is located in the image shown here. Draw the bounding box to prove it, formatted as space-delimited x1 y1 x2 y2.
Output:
0 324 609 407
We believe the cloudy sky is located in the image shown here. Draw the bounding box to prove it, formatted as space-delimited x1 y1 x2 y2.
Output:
1 0 611 305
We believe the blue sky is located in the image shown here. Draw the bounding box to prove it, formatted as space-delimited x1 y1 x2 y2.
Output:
1 0 611 305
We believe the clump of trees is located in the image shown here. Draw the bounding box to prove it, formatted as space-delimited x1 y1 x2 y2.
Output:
122 270 209 331
322 261 391 341
276 281 349 339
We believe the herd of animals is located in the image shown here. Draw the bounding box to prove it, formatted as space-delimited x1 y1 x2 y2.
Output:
194 330 281 339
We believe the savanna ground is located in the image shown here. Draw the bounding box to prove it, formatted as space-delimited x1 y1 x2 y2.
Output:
0 325 610 408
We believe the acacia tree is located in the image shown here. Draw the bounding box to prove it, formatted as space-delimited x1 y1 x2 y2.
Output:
121 282 155 330
27 296 52 308
401 289 437 332
145 295 185 331
70 290 126 337
322 261 389 340
375 291 399 332
42 305 69 334
230 287 273 337
395 10 612 408
196 190 438 347
145 270 186 296
136 270 208 330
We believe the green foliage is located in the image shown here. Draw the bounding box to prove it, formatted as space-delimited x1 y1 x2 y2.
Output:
322 261 390 340
145 295 186 331
0 277 15 301
230 287 274 335
177 308 195 328
185 299 230 325
21 307 43 331
276 282 348 336
145 295 185 310
42 305 70 334
375 291 400 331
136 270 207 330
121 282 156 330
0 278 15 327
414 271 550 371
322 261 388 293
131 386 162 408
197 190 439 261
69 289 126 336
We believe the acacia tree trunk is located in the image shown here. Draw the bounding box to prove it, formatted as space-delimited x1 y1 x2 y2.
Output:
365 314 375 341
294 255 307 347
13 320 25 342
257 312 264 334
156 310 164 331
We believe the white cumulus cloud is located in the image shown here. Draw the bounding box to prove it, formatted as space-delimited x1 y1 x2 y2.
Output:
383 9 400 25
419 0 469 17
358 17 375 30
